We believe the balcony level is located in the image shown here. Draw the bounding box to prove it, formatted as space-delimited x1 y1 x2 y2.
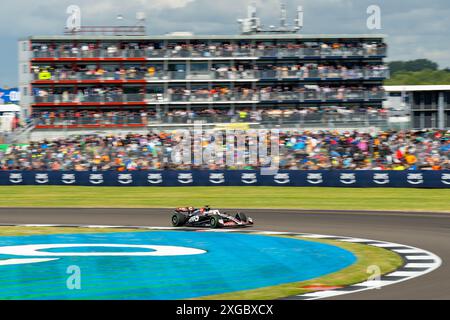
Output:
31 47 387 61
31 68 389 84
31 110 390 131
32 90 386 107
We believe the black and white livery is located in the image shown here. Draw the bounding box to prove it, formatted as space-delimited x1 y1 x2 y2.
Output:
171 206 254 228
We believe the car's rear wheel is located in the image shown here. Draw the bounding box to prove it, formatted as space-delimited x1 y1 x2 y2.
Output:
172 212 187 227
236 212 247 222
210 216 220 228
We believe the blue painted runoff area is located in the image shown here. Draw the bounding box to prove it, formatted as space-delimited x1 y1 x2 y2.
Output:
0 231 356 299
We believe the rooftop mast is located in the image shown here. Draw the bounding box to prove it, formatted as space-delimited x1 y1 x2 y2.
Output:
238 1 303 35
64 8 147 36
280 2 287 29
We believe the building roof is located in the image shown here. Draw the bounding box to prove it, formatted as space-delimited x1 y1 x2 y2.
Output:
0 104 21 112
384 85 450 92
21 34 386 42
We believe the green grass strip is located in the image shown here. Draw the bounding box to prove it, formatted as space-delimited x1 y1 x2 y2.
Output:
0 186 448 212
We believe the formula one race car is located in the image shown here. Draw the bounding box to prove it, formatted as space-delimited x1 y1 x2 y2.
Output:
171 206 254 228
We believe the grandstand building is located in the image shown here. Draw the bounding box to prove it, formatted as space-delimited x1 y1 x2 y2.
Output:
18 6 389 133
384 85 450 129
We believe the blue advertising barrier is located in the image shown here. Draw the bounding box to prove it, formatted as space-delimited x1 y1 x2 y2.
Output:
0 171 449 188
0 88 20 104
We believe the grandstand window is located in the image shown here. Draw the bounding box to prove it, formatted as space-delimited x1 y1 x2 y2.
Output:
413 93 421 106
413 112 421 128
424 112 433 128
416 92 434 110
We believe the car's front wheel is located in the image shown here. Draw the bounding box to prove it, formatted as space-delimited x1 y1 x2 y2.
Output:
210 216 220 229
172 212 187 227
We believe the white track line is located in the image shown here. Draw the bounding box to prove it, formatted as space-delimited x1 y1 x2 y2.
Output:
351 279 398 287
300 234 341 239
300 290 351 298
393 249 427 254
338 238 373 243
404 263 438 268
388 271 426 277
405 255 437 260
369 243 405 248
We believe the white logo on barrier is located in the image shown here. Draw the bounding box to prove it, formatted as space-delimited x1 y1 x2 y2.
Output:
118 174 133 185
89 174 104 185
373 173 390 185
62 174 76 184
147 173 163 184
209 173 225 184
178 173 193 184
9 173 23 184
274 173 290 184
307 173 323 184
407 173 423 185
340 173 356 185
241 173 257 184
35 173 49 184
441 174 450 185
0 244 206 266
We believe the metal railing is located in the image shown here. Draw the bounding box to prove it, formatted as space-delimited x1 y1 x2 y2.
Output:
34 93 144 104
32 112 390 129
33 68 389 82
33 90 386 104
34 114 145 127
157 112 390 129
1 119 35 143
32 46 388 59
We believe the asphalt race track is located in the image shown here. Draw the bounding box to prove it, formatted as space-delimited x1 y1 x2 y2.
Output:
0 207 449 300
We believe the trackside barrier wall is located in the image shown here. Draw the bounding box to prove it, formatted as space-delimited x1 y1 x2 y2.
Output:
0 171 450 188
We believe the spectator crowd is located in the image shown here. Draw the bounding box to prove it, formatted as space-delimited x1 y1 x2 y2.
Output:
32 63 388 81
34 84 384 104
32 41 387 59
1 130 448 171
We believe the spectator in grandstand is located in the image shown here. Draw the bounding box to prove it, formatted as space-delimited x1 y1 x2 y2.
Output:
31 63 386 81
32 40 387 59
31 105 387 127
1 130 449 171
